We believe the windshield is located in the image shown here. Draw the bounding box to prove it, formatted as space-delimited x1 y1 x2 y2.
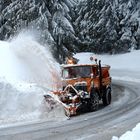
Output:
62 66 91 79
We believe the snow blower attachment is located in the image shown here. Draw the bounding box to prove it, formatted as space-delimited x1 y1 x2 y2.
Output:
44 57 112 117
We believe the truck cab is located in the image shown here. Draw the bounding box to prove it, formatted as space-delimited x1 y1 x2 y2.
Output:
53 58 111 116
61 63 111 98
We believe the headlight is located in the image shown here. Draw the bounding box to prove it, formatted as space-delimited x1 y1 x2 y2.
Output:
79 91 90 99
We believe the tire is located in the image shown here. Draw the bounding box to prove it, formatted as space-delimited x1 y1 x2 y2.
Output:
102 87 111 106
90 92 99 111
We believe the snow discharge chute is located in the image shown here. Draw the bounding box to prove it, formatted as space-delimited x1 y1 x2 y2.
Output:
0 32 66 125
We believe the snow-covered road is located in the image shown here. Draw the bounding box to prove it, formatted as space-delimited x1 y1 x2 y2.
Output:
0 80 140 140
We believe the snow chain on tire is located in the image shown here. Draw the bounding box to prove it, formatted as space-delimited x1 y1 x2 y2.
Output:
90 92 99 111
103 87 111 106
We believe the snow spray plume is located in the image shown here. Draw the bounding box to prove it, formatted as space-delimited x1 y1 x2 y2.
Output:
11 31 62 89
0 31 65 125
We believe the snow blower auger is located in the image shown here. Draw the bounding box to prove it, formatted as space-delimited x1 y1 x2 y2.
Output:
44 56 112 117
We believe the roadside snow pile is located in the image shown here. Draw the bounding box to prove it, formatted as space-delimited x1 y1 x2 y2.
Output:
0 32 65 126
0 79 43 124
0 79 65 126
112 123 140 140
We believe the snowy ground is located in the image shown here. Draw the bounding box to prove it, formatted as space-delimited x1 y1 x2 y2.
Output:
0 32 140 139
112 123 140 140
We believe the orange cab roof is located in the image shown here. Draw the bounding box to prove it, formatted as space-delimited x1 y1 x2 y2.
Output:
61 64 97 68
61 64 110 68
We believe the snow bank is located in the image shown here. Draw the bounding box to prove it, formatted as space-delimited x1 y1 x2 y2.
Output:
0 79 43 124
0 32 65 126
112 123 140 140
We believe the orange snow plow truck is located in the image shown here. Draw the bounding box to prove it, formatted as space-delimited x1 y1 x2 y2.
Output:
44 57 112 117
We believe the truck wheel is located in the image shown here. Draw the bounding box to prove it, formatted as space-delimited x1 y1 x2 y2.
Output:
90 92 99 111
103 87 111 106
